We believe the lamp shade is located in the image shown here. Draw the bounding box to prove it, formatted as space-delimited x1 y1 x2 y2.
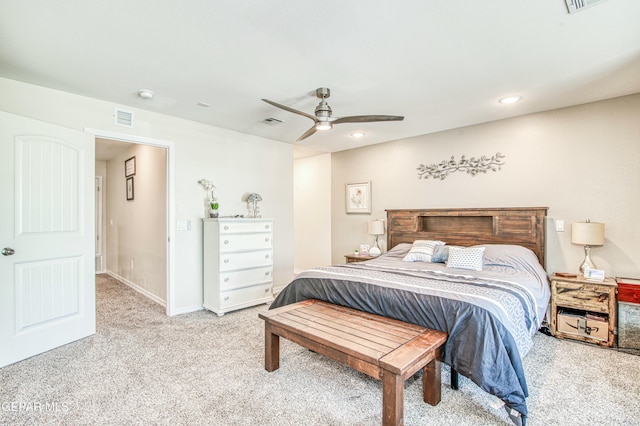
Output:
368 220 385 235
571 222 605 246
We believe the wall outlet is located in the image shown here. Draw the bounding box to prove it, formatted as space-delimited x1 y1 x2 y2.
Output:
555 220 564 232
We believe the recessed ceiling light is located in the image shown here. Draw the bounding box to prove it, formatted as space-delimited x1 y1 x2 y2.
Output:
137 89 155 100
197 102 211 107
499 95 522 105
350 132 365 138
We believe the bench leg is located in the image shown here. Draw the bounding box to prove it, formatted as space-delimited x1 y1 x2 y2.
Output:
382 370 404 426
423 348 441 405
264 323 280 372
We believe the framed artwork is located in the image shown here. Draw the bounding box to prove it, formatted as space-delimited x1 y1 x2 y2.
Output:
125 156 136 177
126 177 134 201
345 181 371 214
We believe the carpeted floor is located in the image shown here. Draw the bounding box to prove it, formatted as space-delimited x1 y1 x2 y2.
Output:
1 274 639 425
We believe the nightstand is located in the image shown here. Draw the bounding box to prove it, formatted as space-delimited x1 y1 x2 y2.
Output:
344 254 375 263
550 273 617 348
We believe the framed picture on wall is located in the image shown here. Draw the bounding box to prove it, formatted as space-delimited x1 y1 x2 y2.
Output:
345 181 371 214
126 176 134 201
125 156 136 177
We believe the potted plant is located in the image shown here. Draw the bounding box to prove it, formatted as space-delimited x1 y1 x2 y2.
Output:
210 198 219 218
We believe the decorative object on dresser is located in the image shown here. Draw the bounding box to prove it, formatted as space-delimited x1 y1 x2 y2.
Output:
416 152 505 180
616 277 640 351
198 178 218 217
245 193 262 218
367 219 385 256
202 218 273 316
550 273 617 348
571 220 605 274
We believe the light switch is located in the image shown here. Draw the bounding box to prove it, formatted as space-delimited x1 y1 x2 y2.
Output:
555 220 564 232
176 220 188 231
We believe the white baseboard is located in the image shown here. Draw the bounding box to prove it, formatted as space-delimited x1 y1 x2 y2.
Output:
105 271 166 308
171 304 204 315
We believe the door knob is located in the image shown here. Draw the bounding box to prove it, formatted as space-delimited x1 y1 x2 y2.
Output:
2 247 15 256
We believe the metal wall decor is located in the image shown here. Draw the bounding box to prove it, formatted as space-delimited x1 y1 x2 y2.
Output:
417 152 505 180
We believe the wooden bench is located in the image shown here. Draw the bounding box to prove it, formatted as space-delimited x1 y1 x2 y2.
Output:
259 299 448 426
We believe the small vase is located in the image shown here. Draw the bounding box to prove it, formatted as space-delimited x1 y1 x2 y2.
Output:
209 209 219 218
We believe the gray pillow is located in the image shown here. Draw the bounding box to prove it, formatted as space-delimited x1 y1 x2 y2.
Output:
431 245 449 263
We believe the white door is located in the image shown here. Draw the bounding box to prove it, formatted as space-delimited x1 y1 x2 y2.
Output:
0 111 95 368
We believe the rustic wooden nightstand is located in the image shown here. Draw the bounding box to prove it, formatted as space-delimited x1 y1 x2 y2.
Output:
550 273 617 348
344 254 375 263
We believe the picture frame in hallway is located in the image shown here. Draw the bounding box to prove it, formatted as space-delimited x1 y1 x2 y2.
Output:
125 156 136 177
126 177 134 201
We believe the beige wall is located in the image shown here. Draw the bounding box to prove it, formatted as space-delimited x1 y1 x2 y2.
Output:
331 94 640 277
0 77 294 314
105 144 167 302
293 153 332 274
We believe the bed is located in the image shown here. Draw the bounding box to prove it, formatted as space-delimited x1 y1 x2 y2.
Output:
270 207 550 425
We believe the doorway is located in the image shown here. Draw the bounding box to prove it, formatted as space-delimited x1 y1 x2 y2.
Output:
89 128 176 316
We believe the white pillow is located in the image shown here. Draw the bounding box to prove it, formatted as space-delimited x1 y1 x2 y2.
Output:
446 246 485 271
402 240 446 262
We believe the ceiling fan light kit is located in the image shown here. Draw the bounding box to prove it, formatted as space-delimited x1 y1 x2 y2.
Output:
262 87 404 141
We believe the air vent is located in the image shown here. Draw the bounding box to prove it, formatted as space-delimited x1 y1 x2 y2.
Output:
565 0 607 13
262 117 285 126
114 108 134 127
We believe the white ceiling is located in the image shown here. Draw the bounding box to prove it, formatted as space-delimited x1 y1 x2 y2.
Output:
2 1 639 158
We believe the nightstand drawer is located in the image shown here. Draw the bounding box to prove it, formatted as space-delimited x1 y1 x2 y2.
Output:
554 281 613 313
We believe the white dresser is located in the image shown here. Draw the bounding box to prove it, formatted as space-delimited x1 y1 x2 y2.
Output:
203 218 274 316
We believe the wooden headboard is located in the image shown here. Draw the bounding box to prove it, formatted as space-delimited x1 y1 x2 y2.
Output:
386 207 548 266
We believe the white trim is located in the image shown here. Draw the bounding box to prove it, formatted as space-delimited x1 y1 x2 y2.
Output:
85 127 177 316
106 271 166 307
171 304 204 315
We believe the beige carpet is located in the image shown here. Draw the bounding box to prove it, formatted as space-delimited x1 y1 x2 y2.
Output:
1 274 639 425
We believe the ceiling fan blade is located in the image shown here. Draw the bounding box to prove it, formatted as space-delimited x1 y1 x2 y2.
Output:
297 125 318 141
262 98 317 122
332 115 404 125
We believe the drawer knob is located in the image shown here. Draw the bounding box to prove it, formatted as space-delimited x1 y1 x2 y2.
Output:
265 237 270 242
224 259 229 263
265 225 270 229
224 296 229 301
265 254 270 259
265 271 270 276
224 225 229 230
224 277 229 282
265 288 269 293
224 240 229 244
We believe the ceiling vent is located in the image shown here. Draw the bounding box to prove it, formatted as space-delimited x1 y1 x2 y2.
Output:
261 117 285 126
565 0 608 13
114 108 134 128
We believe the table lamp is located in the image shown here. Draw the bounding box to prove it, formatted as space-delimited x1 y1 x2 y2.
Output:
368 220 385 256
571 220 605 274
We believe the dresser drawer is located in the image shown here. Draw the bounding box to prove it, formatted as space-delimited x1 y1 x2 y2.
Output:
220 267 272 291
219 233 272 252
219 221 273 234
219 283 272 309
220 250 273 271
553 280 612 313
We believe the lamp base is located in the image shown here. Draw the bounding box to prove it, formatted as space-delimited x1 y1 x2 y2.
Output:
579 245 597 275
369 246 381 257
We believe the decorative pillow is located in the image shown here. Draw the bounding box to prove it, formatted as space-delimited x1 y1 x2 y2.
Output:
402 240 445 262
430 245 450 263
446 246 485 271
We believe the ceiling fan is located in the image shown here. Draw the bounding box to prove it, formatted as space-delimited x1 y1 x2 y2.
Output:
262 87 404 141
